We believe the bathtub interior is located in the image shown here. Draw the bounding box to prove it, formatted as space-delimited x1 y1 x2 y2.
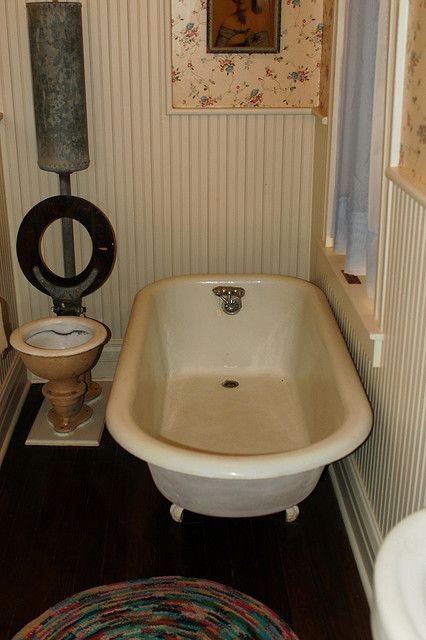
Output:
127 278 347 456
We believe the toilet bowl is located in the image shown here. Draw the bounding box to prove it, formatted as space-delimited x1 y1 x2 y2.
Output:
10 316 108 433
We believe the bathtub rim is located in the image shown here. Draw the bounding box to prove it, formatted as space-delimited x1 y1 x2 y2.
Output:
106 273 373 480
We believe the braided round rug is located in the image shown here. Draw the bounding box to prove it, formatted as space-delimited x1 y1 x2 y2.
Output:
13 576 299 639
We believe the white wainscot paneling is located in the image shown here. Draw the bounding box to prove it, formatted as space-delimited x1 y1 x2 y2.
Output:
313 176 426 600
0 0 316 368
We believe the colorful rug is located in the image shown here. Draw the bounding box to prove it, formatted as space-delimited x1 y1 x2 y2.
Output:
13 576 299 639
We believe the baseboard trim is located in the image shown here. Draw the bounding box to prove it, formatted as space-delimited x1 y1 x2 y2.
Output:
91 339 122 380
0 355 29 465
329 458 383 606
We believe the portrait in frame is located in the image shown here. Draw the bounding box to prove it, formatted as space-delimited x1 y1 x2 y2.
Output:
207 0 281 54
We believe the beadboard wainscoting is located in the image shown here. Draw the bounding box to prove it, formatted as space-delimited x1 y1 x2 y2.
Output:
311 174 426 600
0 126 29 460
0 0 317 380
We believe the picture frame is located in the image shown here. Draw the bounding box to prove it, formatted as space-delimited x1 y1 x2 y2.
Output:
207 0 281 54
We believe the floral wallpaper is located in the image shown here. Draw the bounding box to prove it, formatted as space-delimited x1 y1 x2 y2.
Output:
399 0 426 185
171 0 327 110
318 0 333 114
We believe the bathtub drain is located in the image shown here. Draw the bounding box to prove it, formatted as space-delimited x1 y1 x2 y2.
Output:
222 379 239 388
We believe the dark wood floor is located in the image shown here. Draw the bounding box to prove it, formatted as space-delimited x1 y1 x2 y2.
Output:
0 385 372 640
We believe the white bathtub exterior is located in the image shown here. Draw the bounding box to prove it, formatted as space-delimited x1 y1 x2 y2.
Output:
106 275 372 517
148 465 323 518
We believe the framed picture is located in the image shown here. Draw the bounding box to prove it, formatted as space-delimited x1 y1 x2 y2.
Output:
207 0 281 54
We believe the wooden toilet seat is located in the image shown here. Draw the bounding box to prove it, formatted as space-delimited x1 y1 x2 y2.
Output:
16 195 116 301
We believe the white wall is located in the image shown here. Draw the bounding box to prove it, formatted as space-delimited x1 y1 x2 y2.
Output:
312 170 426 599
0 0 316 359
310 0 426 600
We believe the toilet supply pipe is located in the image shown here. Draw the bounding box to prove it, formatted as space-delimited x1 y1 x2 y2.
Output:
58 173 76 278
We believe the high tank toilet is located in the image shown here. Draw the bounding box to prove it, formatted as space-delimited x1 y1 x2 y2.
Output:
11 195 115 439
9 4 116 441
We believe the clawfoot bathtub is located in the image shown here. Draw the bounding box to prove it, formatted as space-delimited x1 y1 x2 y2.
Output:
106 275 372 520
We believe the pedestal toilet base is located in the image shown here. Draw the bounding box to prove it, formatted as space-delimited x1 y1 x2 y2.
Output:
85 381 102 402
80 371 102 402
47 404 93 432
26 381 111 447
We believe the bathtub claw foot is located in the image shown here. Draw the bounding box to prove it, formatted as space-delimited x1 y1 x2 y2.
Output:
170 504 184 523
285 505 300 523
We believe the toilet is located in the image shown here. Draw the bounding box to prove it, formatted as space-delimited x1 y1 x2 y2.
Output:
10 316 107 433
11 194 115 437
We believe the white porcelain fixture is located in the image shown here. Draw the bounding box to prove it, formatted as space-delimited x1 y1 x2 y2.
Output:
106 275 372 518
11 316 107 433
371 509 426 640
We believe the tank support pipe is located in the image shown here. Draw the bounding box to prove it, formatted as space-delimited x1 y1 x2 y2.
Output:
58 173 76 278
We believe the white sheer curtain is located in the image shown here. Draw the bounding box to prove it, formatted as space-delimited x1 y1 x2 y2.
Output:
332 0 389 297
